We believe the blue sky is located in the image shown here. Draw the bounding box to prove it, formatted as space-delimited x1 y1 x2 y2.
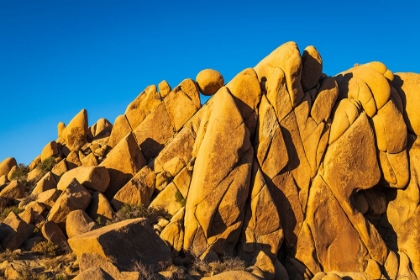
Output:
1 1 419 164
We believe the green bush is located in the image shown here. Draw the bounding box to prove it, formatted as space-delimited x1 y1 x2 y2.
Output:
109 203 150 224
38 157 56 173
0 205 24 222
10 163 28 182
32 241 63 258
175 190 187 207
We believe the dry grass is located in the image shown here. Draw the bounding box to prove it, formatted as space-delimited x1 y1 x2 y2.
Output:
189 256 245 277
0 248 21 262
131 261 159 280
107 203 171 225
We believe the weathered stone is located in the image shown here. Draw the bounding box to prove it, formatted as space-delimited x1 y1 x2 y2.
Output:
160 207 185 254
73 267 113 280
28 155 41 172
78 252 140 280
329 99 361 145
302 175 368 273
0 157 17 177
66 150 82 169
347 77 377 117
107 115 132 148
58 122 66 139
132 102 174 161
241 163 283 259
397 252 417 280
57 166 110 192
0 180 25 199
384 251 399 280
148 183 183 216
125 84 162 130
61 109 89 151
68 218 171 271
255 41 304 107
265 67 293 122
66 210 98 238
226 68 262 135
51 158 68 179
41 220 67 245
91 118 112 138
0 211 34 249
100 132 146 199
36 188 62 209
0 175 7 186
158 80 171 98
392 73 420 135
41 141 58 162
364 259 382 279
164 78 201 132
196 69 224 96
311 77 339 124
172 167 192 198
184 87 252 258
255 95 288 179
48 179 92 228
81 153 99 167
111 165 155 211
31 172 57 196
87 192 115 226
301 45 323 91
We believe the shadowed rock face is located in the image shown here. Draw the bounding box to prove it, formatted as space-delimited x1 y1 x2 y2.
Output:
2 41 420 280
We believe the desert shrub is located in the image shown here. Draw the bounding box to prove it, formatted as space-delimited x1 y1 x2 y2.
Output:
32 241 63 258
189 256 245 277
38 157 56 174
0 248 21 262
175 190 186 207
108 203 150 224
131 261 158 280
10 163 28 182
0 205 24 222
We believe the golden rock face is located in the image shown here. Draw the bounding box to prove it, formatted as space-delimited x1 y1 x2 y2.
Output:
2 41 420 279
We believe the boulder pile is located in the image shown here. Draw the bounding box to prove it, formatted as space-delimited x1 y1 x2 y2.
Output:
1 41 420 280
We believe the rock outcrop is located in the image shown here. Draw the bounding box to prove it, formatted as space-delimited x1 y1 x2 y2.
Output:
1 41 420 280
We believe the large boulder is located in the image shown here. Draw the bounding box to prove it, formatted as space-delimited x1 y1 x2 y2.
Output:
61 109 89 151
40 141 59 162
57 166 110 192
66 210 98 238
184 87 253 258
125 84 162 130
0 211 34 249
111 165 155 211
0 157 17 177
48 179 92 228
196 69 224 96
68 218 171 271
100 132 146 199
0 180 25 199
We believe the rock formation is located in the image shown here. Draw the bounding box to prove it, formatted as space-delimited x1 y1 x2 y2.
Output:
1 41 420 280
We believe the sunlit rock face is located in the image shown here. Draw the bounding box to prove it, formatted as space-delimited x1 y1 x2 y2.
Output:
2 41 420 280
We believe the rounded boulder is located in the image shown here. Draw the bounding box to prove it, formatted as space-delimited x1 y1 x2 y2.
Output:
196 69 224 96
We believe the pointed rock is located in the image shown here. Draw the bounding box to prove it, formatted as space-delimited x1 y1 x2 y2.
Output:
125 84 162 130
100 132 146 199
61 109 89 151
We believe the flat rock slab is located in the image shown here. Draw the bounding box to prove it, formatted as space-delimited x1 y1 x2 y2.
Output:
68 218 171 271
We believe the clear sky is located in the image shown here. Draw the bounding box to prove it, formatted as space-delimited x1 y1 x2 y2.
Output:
1 1 419 165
